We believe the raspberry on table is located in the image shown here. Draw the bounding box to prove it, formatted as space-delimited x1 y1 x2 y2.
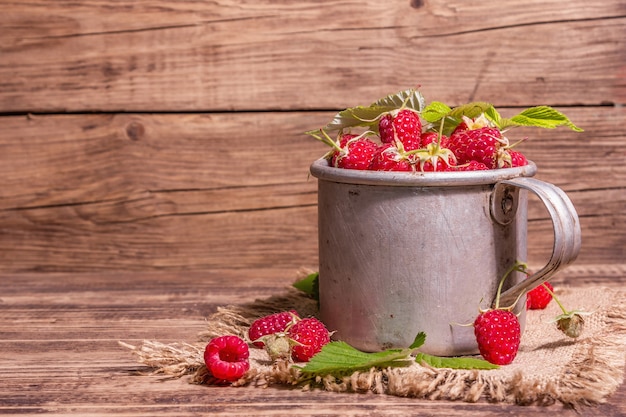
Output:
203 335 250 382
287 317 331 362
248 310 300 348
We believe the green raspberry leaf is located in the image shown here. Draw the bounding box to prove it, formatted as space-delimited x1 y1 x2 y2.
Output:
311 88 425 134
372 88 426 113
297 331 499 377
319 105 392 132
415 353 499 370
421 101 452 123
422 101 495 136
409 331 427 349
293 272 319 300
500 106 583 131
298 341 414 375
447 101 495 121
484 106 503 128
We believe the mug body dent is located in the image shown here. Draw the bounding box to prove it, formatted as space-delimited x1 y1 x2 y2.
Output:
311 159 536 356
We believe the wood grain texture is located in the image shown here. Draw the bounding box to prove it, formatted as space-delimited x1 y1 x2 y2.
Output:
0 270 624 416
0 107 623 272
0 1 623 271
0 0 624 111
0 2 623 414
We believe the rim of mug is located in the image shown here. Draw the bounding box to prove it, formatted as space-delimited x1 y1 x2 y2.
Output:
309 158 538 186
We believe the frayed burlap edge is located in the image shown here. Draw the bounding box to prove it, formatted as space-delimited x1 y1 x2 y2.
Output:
121 286 626 407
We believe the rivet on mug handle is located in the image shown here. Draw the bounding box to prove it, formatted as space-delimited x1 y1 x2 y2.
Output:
492 177 582 308
490 183 520 225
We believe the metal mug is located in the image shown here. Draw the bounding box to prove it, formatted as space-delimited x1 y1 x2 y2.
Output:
310 158 581 356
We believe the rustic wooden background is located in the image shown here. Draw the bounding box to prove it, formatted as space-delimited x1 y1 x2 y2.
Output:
0 0 624 276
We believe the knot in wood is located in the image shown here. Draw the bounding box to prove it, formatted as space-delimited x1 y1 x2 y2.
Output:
125 121 145 141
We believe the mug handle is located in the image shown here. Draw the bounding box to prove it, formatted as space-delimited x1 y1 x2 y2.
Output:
491 177 582 307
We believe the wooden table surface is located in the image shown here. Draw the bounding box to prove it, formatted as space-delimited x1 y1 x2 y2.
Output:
1 268 624 416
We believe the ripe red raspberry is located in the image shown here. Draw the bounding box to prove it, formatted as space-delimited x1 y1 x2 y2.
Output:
287 317 331 362
474 309 521 365
455 160 490 171
378 114 395 144
408 142 457 172
452 114 492 135
331 134 379 170
248 310 299 348
509 150 529 167
418 153 456 172
526 282 554 310
420 132 450 148
451 120 469 136
369 144 413 171
448 127 507 169
204 335 250 382
378 109 422 151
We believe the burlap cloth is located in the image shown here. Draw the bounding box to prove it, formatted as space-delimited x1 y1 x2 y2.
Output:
123 285 626 407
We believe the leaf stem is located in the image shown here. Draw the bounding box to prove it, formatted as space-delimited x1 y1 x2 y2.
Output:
495 261 528 309
540 283 569 315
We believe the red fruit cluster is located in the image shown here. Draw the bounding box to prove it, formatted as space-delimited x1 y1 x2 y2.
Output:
203 312 330 383
325 112 528 172
248 311 330 362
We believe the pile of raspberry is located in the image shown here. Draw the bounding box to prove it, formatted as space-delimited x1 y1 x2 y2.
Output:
326 111 527 172
203 311 330 383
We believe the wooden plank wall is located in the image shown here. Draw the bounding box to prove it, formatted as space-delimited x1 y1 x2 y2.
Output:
0 0 624 274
